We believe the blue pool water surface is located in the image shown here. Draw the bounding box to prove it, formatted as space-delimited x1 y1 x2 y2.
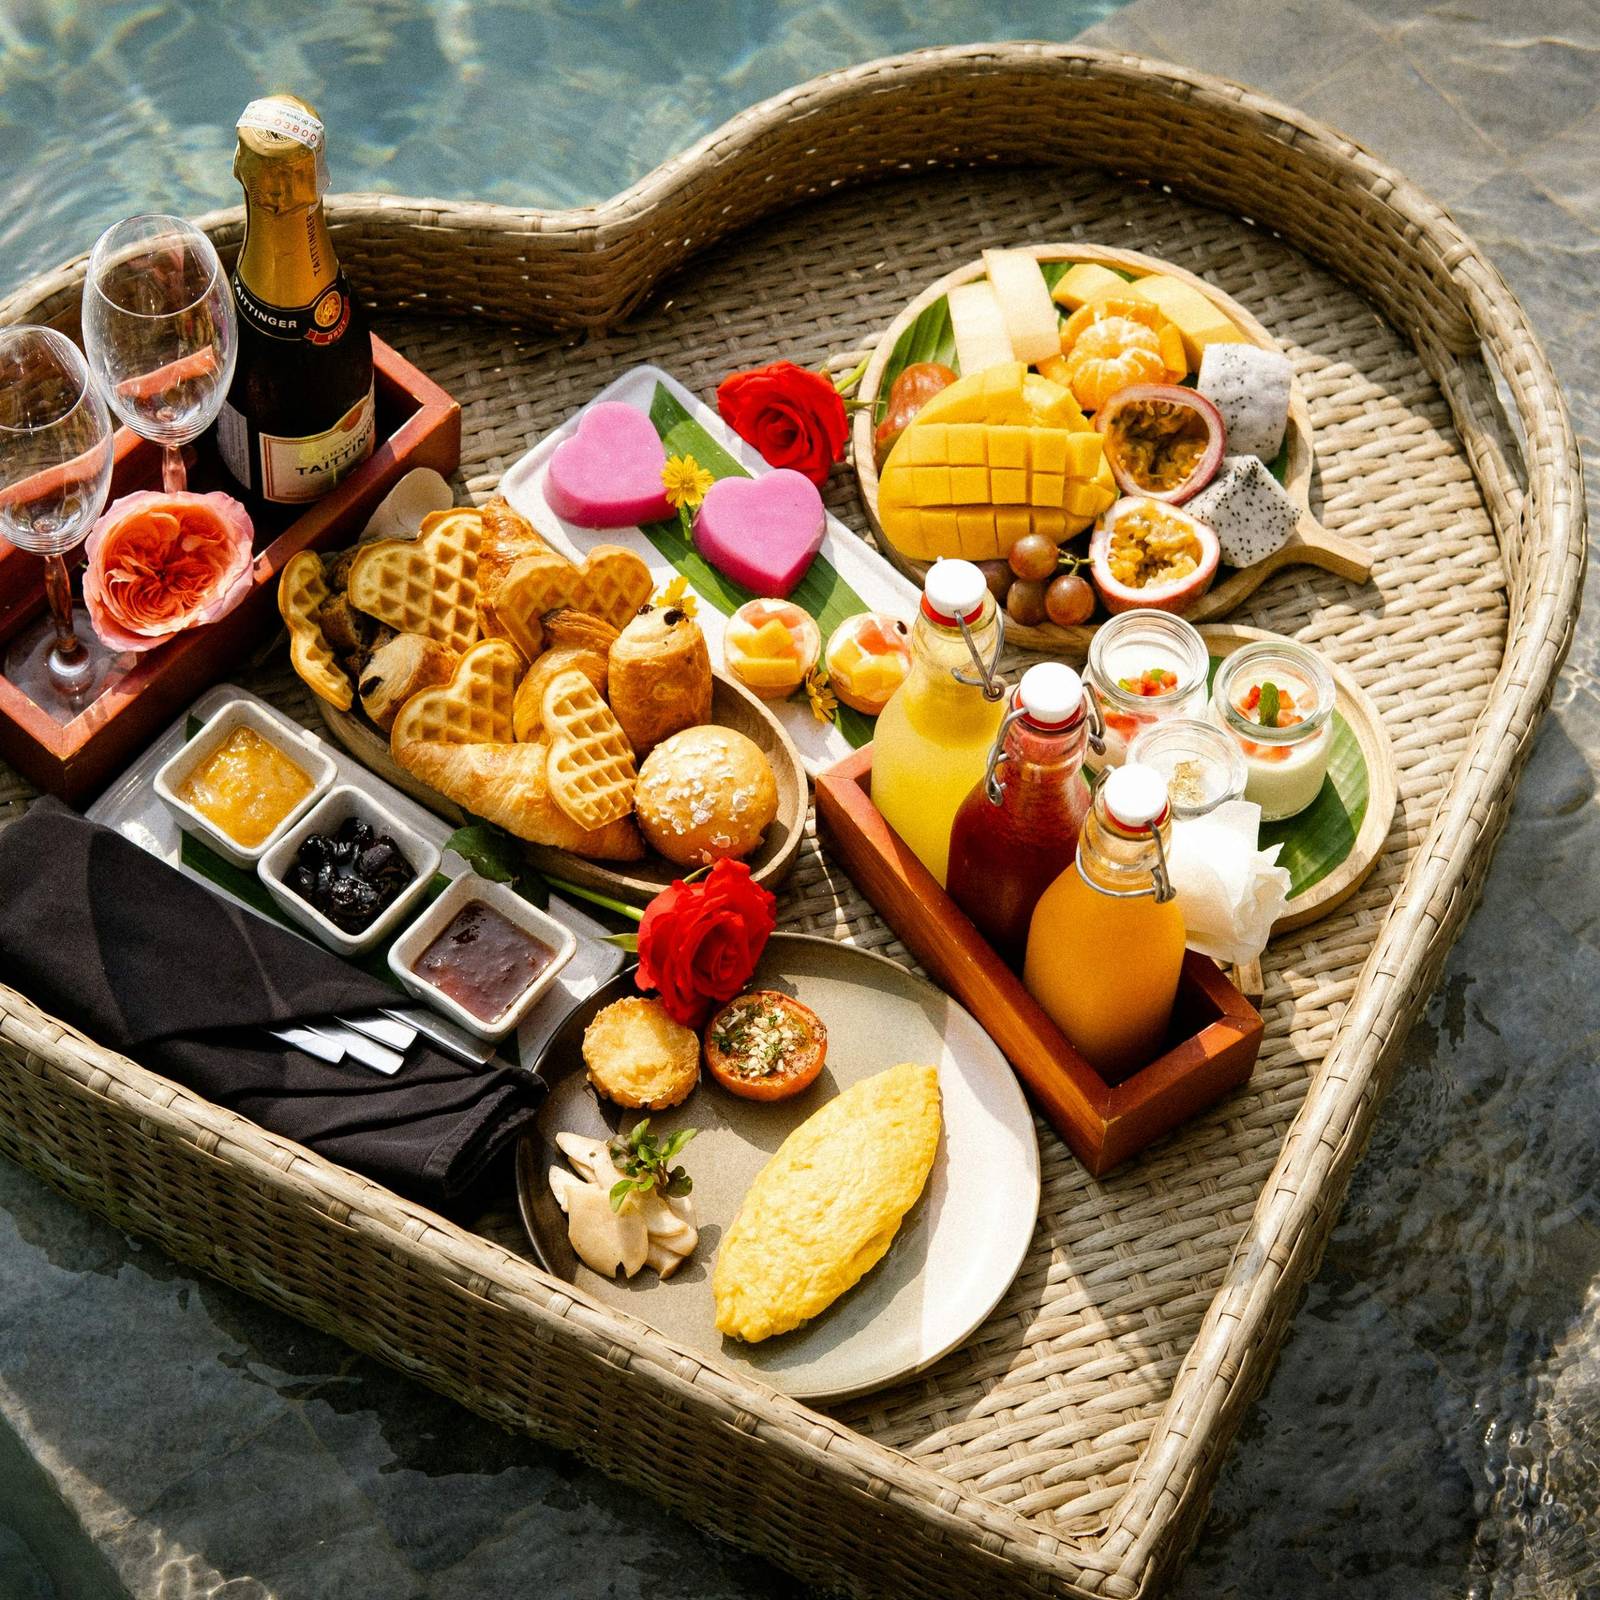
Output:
0 0 1120 290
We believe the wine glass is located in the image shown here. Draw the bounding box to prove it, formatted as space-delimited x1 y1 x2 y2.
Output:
0 326 118 718
82 214 236 493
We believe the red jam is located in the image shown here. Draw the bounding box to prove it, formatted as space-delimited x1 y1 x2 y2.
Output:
410 900 557 1022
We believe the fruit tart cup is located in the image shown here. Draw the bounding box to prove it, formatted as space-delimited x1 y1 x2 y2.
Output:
723 598 821 699
824 611 913 716
259 785 440 959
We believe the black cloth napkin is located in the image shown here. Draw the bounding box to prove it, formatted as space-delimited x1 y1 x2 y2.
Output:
0 799 543 1216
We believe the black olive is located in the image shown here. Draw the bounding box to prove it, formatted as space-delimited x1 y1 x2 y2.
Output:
358 842 398 878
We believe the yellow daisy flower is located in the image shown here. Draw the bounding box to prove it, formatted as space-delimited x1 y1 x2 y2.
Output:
661 453 714 512
653 574 699 618
803 666 838 724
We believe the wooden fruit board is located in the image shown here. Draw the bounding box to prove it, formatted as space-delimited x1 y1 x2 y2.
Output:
851 244 1373 652
317 668 808 905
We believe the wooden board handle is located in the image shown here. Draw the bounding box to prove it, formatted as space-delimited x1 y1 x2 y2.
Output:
1294 513 1373 583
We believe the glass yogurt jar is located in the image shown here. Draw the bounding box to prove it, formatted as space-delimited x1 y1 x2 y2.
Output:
1210 640 1336 821
1085 612 1211 770
1128 716 1247 820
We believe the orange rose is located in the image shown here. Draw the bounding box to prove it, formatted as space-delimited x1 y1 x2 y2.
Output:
83 491 255 653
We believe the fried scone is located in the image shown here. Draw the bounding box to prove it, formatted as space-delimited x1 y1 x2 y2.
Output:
582 997 700 1110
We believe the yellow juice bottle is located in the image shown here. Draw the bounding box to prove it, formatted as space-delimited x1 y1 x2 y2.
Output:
1023 763 1186 1082
871 559 1007 887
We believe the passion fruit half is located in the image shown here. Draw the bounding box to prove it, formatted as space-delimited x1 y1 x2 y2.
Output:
1089 496 1220 616
1095 384 1225 503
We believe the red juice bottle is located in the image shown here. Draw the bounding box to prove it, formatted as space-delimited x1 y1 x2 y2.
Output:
947 663 1092 968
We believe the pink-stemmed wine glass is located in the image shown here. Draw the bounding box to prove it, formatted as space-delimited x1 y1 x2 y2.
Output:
0 326 118 718
82 214 236 493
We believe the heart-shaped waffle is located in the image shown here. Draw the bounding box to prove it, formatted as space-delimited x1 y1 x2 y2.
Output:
348 506 484 655
277 551 352 709
485 544 653 653
390 638 521 752
542 667 637 829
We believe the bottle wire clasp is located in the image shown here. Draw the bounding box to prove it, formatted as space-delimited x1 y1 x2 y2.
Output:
1150 821 1176 904
1083 682 1107 758
952 609 1007 702
982 700 1030 805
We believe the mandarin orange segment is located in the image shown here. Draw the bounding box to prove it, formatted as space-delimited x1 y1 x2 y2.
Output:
1058 295 1188 412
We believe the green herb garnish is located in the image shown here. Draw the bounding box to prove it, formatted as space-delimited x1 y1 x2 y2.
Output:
607 1119 697 1212
1258 681 1281 727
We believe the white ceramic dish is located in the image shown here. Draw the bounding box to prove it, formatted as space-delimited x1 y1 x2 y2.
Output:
259 784 441 959
497 363 923 775
89 684 625 1066
153 698 335 869
389 872 578 1040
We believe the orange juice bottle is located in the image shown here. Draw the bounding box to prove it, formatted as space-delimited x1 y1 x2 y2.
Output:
871 559 1007 887
1023 763 1185 1082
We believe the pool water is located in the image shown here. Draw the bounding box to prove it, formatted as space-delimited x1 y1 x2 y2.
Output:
0 0 1121 290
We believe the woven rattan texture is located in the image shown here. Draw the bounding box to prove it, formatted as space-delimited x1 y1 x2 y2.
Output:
377 165 1509 1532
1 158 1506 1563
0 42 1582 1600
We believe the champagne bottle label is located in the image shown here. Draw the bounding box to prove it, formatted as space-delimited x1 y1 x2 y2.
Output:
232 275 352 345
218 384 375 505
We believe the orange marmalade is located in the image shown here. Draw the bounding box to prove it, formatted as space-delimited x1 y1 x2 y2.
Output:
178 726 313 847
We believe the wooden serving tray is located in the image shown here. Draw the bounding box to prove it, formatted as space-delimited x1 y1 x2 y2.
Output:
815 745 1264 1175
851 244 1373 652
0 337 460 802
318 668 808 903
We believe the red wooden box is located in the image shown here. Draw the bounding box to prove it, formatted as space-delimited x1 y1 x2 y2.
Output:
0 337 460 803
815 745 1264 1175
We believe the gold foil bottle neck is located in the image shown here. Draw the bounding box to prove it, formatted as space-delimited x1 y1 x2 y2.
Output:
234 94 327 213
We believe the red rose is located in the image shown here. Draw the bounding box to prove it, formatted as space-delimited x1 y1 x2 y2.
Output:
635 859 777 1028
716 361 847 488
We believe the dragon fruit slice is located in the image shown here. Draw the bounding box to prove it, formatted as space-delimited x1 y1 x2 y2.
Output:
1185 454 1300 568
1197 345 1292 462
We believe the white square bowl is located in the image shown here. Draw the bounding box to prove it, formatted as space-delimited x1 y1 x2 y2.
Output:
258 784 442 958
154 698 336 870
387 872 579 1040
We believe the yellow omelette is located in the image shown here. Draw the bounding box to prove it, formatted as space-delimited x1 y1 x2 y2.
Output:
713 1062 942 1343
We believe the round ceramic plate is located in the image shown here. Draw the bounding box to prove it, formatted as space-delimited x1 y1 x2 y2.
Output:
516 932 1041 1403
852 243 1373 651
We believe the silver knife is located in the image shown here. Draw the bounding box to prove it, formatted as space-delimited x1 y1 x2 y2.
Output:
336 1013 418 1052
268 1021 405 1076
378 1004 497 1066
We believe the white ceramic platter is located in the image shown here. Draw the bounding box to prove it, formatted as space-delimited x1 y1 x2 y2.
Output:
498 363 923 775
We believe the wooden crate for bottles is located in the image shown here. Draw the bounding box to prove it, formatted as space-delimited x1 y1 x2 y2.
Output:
0 336 459 803
815 743 1264 1174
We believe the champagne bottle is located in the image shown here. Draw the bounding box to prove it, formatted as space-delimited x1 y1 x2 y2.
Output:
217 94 375 504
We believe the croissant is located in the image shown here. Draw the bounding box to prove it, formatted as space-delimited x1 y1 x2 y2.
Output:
607 606 713 757
475 498 554 652
394 738 645 861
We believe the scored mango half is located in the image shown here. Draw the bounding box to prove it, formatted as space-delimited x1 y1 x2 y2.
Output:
876 363 1113 561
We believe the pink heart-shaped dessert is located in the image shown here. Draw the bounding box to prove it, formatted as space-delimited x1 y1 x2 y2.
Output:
693 469 825 599
544 401 673 528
